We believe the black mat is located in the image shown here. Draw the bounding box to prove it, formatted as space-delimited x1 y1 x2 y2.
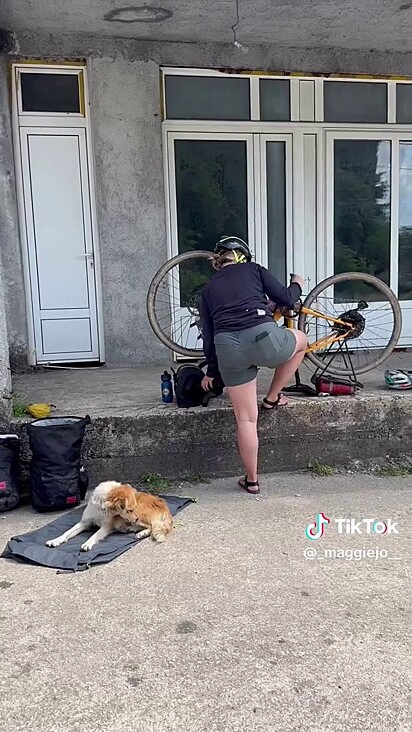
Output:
1 495 195 572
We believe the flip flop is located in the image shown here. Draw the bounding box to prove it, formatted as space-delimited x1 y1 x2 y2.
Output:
238 476 260 495
261 395 288 410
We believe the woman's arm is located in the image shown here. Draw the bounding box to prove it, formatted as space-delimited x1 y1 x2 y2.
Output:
258 266 302 308
199 292 220 378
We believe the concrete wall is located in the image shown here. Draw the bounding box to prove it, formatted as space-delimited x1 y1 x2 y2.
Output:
0 253 12 422
0 57 29 371
5 32 412 366
88 56 167 365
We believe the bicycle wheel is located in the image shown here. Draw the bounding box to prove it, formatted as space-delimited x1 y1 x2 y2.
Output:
297 272 402 376
147 250 213 357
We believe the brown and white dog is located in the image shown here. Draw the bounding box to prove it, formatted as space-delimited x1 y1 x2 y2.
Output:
46 480 173 552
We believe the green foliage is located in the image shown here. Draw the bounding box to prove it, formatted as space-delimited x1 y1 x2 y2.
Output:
308 460 334 477
333 140 391 300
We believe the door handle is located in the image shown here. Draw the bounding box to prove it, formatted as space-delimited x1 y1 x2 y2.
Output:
76 252 94 268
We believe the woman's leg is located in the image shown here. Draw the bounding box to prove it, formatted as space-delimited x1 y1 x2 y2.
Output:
226 378 259 483
264 329 308 407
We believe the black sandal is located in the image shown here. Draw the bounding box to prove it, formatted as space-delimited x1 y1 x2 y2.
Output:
238 476 260 495
261 395 287 410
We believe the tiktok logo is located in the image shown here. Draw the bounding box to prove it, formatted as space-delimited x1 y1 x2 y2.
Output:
305 512 331 541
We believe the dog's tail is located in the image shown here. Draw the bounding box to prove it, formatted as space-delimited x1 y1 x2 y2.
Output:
151 509 173 543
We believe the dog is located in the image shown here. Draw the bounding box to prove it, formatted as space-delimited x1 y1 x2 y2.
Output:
45 481 173 552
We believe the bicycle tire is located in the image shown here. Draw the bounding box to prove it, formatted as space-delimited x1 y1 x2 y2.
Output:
297 272 402 376
147 250 212 358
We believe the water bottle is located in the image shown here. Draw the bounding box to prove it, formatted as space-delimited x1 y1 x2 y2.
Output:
161 370 173 403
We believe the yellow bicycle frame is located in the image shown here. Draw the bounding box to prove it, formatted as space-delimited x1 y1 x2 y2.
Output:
273 306 355 354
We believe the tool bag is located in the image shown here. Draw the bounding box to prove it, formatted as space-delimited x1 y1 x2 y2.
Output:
0 434 21 512
173 365 224 408
26 416 90 512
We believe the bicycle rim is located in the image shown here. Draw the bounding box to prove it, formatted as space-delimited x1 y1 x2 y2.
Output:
297 272 402 376
147 250 213 358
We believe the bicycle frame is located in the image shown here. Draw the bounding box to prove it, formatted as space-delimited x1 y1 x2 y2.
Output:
274 305 355 354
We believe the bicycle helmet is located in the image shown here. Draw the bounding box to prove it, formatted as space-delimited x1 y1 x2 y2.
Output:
384 369 412 390
214 236 252 262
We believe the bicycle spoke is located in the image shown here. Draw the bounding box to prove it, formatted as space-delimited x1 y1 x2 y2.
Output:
300 273 400 376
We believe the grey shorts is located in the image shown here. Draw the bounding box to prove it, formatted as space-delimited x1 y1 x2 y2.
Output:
214 322 296 387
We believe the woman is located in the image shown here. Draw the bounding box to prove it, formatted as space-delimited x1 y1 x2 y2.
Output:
199 236 307 495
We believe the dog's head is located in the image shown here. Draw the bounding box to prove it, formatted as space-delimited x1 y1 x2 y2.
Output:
103 484 139 523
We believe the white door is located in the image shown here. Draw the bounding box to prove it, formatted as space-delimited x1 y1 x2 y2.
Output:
325 131 411 348
166 132 255 352
19 127 100 362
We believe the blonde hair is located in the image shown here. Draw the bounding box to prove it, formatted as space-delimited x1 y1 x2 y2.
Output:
210 250 245 271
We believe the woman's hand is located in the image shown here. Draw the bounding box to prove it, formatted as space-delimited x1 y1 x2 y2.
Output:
291 274 305 288
201 375 214 392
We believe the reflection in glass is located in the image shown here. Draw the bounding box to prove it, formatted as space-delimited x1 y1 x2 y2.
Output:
165 76 250 120
396 85 412 124
21 73 81 113
174 140 248 306
324 82 387 123
266 142 286 282
399 143 412 300
333 140 391 301
259 80 290 122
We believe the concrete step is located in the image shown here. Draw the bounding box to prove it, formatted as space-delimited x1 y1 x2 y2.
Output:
10 391 412 485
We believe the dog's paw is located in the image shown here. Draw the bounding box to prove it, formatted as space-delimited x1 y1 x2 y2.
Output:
46 539 60 548
80 540 94 552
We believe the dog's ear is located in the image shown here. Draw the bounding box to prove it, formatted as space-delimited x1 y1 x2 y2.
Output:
103 494 126 512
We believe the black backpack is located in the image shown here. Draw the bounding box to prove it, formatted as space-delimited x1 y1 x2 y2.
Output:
26 416 90 512
0 434 21 512
172 364 224 408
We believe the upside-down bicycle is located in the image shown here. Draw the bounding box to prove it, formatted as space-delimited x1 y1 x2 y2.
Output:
147 250 402 378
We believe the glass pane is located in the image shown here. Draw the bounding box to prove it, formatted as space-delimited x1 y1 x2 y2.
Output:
334 139 391 301
260 79 290 121
396 84 412 124
399 143 412 300
20 73 81 113
266 142 286 282
175 139 248 306
324 82 387 123
165 76 250 120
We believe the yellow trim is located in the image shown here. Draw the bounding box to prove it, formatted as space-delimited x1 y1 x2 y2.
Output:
159 70 165 121
78 69 85 116
233 69 412 82
12 59 86 67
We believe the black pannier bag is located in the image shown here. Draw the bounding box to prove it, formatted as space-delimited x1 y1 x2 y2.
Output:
0 434 21 512
26 416 90 512
173 365 224 408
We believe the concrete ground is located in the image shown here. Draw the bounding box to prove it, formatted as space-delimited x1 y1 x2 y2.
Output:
11 351 412 418
0 473 411 732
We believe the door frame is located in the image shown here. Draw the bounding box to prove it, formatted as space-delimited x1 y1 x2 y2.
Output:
163 126 321 288
164 130 257 261
325 129 412 348
256 133 294 277
19 126 101 362
11 63 105 365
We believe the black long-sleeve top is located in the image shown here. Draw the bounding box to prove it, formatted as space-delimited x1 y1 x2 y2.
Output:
199 262 302 377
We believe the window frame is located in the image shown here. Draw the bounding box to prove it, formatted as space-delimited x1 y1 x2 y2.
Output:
16 65 86 118
161 68 412 125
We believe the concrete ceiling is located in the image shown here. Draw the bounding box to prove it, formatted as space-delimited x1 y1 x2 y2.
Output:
2 0 412 51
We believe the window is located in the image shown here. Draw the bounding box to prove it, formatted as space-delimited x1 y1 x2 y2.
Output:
164 75 250 120
396 84 412 124
324 81 387 123
333 139 391 299
163 70 412 124
259 79 290 122
20 72 82 114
